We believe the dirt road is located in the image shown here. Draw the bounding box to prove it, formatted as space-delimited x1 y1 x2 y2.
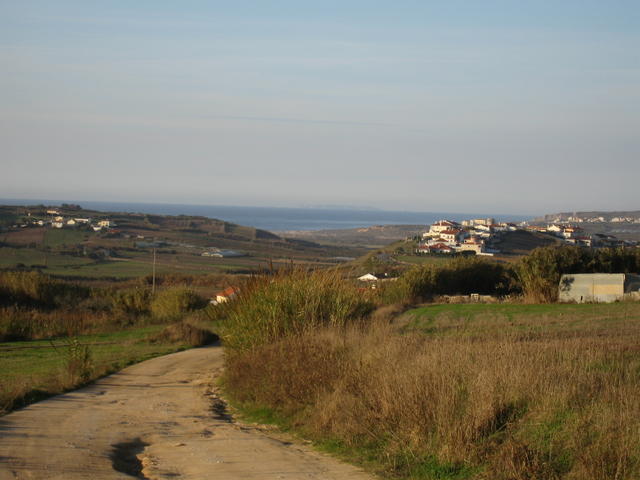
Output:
0 345 373 479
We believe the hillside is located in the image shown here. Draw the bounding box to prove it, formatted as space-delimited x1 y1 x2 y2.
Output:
281 224 425 247
531 210 640 241
533 210 640 222
492 230 562 257
341 230 563 277
0 204 368 279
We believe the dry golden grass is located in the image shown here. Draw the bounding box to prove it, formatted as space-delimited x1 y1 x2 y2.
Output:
224 303 640 479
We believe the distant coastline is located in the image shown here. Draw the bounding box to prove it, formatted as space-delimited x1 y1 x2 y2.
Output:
0 199 529 232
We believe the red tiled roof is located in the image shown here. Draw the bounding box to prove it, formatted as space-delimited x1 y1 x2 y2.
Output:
431 243 453 250
434 220 458 226
217 286 240 297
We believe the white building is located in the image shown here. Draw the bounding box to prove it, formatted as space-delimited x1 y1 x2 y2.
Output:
439 229 465 244
211 286 240 305
559 274 640 303
358 273 380 282
426 220 461 237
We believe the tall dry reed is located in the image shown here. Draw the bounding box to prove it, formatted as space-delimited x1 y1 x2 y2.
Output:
224 305 640 479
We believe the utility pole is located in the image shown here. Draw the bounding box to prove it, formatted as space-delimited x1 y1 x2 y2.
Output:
152 248 157 295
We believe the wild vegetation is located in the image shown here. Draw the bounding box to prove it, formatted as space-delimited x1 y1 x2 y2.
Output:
380 256 517 304
0 324 214 414
0 270 214 413
217 254 640 480
0 271 210 341
3 219 640 478
517 246 640 302
0 204 365 279
210 268 375 352
378 246 640 305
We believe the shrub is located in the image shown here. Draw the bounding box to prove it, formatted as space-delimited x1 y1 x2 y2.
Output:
0 271 90 309
0 307 91 341
64 338 93 383
0 307 34 341
213 268 375 353
150 287 206 321
517 246 640 303
382 257 518 303
148 321 217 346
111 288 152 316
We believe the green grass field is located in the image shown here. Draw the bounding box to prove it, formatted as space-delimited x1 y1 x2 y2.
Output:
44 229 90 247
0 326 166 378
0 246 264 278
401 301 640 338
0 247 93 269
0 325 195 412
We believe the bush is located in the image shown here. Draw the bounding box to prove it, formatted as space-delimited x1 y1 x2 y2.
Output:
0 307 34 341
0 271 90 309
149 321 218 346
64 338 93 383
150 287 206 321
111 288 152 316
517 246 640 303
0 306 113 341
382 257 518 303
212 268 375 353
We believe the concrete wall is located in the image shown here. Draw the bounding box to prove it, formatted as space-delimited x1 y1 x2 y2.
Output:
559 273 621 303
559 273 640 303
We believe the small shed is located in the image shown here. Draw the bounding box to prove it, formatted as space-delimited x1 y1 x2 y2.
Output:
211 286 240 305
559 273 640 303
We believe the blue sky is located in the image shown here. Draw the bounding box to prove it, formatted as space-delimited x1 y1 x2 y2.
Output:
1 1 639 214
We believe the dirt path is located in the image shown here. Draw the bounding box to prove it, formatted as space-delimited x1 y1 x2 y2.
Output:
0 345 374 479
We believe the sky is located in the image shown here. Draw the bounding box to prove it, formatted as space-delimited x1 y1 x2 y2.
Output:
1 1 639 215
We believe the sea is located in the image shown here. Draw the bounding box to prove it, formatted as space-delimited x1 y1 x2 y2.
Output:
1 199 529 232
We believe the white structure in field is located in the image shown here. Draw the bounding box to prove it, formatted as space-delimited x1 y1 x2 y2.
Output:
358 273 380 282
559 273 640 303
211 286 240 305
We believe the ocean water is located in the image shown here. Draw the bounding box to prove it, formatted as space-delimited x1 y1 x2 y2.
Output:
1 199 528 232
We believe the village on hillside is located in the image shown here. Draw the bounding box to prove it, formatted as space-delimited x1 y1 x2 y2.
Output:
11 208 116 232
543 213 640 224
2 207 251 259
416 217 637 256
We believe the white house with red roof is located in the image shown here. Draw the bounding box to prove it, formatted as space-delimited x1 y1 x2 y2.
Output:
425 220 461 237
418 243 455 254
561 226 584 239
211 286 240 305
439 228 465 244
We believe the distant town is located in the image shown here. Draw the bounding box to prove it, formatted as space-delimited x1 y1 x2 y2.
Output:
6 207 640 257
16 208 115 232
416 216 638 256
3 206 247 259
